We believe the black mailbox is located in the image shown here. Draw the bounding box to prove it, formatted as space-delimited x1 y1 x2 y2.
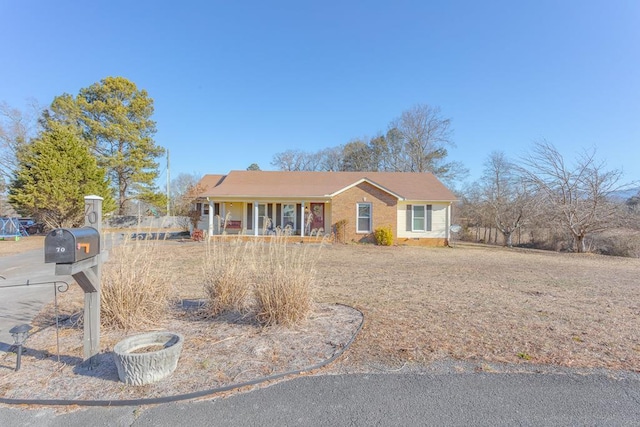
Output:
44 227 100 264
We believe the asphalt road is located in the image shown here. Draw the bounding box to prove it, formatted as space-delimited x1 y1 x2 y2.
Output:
1 372 639 426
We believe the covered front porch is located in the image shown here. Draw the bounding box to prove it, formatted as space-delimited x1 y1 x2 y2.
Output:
196 199 331 238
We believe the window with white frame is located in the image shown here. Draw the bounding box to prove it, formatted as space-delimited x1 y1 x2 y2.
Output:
282 204 296 229
411 204 432 232
356 203 372 233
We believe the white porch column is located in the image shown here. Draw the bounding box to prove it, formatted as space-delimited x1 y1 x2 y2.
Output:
300 201 305 237
254 201 259 236
208 199 214 237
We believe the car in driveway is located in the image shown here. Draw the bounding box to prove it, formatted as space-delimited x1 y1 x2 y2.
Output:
18 218 45 235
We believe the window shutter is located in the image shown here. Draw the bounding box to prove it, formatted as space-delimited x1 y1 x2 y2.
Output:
426 204 432 231
406 205 412 231
247 203 253 228
276 204 282 227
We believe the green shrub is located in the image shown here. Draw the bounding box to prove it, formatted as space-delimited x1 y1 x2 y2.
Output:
374 225 393 246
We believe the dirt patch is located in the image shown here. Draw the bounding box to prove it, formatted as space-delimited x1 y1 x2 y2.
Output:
0 302 362 401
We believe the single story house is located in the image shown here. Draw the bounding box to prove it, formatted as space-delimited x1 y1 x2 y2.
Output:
194 170 457 246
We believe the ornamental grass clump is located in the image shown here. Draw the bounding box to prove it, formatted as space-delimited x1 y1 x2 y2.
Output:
254 264 313 326
202 237 254 316
101 235 173 331
253 233 316 326
202 231 322 326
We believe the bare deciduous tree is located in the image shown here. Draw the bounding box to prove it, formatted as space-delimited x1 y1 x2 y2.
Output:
389 104 453 174
271 149 324 171
318 146 343 171
481 151 537 247
0 100 42 182
170 173 203 216
519 140 626 253
270 103 468 187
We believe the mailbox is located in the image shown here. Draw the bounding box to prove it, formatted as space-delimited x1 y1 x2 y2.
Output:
45 227 100 264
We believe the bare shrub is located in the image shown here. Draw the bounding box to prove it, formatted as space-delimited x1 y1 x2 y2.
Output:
334 219 348 243
101 235 173 330
590 229 640 258
202 237 254 316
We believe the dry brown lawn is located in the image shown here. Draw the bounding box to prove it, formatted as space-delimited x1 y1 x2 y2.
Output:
0 236 44 257
314 243 640 372
2 238 639 401
139 239 640 372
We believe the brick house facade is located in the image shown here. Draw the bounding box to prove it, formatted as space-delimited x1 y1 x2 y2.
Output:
195 170 456 246
331 181 398 243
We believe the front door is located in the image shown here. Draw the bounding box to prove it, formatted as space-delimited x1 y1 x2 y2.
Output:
310 203 324 232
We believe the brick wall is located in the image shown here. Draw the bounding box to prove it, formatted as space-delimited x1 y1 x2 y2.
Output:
331 182 398 243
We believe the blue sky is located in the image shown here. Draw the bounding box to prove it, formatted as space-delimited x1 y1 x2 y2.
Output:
2 1 639 188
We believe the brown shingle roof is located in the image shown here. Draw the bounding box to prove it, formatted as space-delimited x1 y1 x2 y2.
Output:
197 171 457 201
197 174 226 193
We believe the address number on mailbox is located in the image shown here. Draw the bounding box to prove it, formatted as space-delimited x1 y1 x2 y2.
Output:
44 227 100 264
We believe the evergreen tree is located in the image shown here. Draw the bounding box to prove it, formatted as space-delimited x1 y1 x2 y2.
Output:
9 124 115 228
46 76 164 214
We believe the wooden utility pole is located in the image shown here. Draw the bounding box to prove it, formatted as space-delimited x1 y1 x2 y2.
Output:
166 149 171 216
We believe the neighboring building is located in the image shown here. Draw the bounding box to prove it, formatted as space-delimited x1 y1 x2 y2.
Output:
194 170 457 246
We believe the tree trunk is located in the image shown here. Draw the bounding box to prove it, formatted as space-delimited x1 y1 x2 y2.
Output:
118 176 127 215
575 235 586 253
505 231 513 247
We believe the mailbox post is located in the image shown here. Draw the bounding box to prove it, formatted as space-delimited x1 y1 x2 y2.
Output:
44 195 104 366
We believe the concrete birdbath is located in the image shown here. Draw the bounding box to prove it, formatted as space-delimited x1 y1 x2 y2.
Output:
113 331 184 385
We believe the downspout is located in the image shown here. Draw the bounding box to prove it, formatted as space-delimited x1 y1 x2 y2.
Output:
446 202 451 245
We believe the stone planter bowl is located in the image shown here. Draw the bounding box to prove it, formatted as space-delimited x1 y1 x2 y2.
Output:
113 331 184 386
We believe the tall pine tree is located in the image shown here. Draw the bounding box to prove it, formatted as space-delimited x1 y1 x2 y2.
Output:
46 76 164 214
